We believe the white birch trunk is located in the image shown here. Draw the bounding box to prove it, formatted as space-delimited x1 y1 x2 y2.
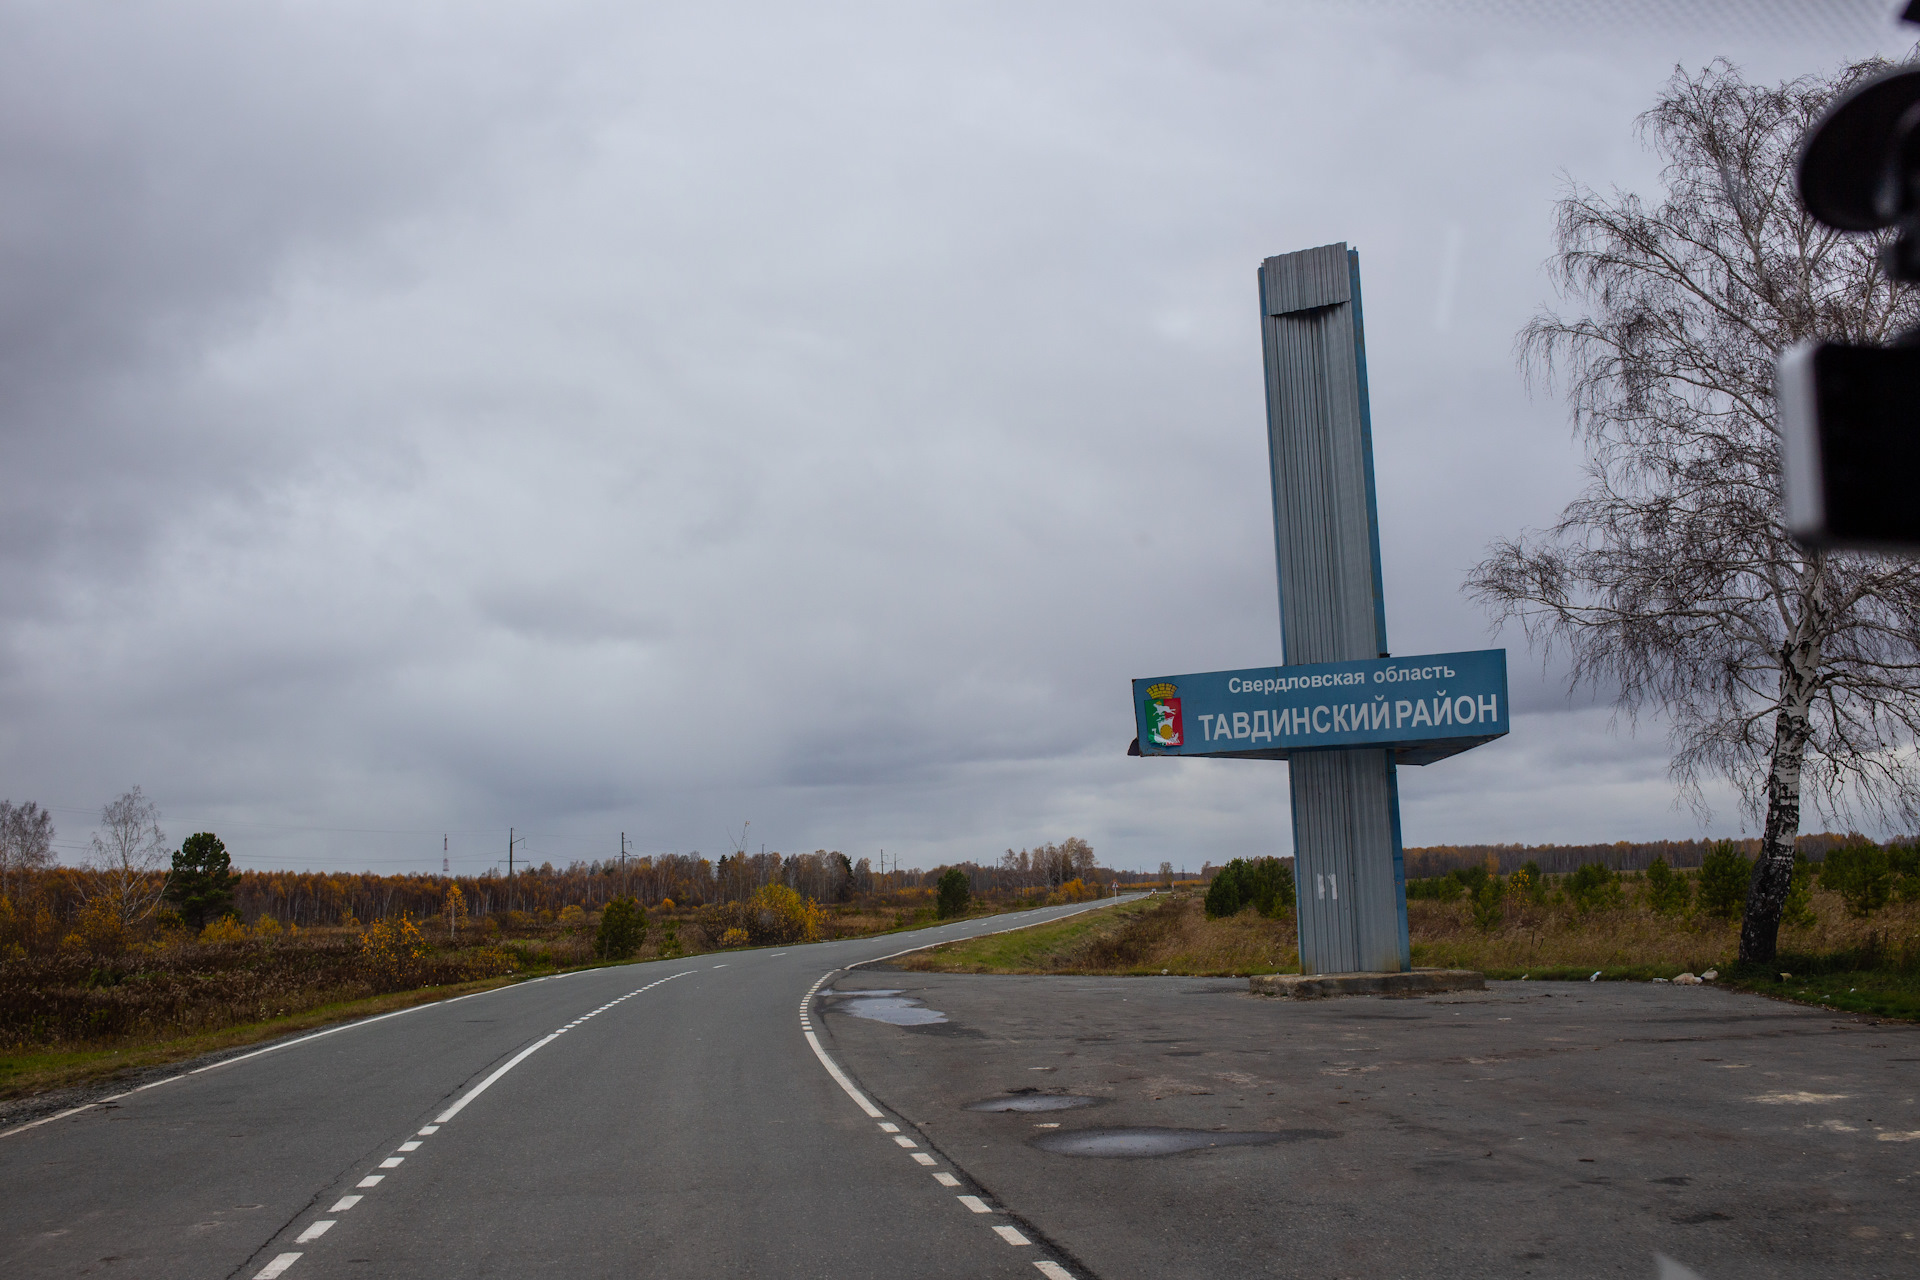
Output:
1741 581 1826 964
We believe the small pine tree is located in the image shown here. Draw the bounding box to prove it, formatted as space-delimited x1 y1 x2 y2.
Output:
595 897 646 960
1697 842 1751 920
1820 841 1892 917
1781 852 1817 929
1471 875 1507 932
1204 860 1248 918
164 833 239 930
1566 862 1622 913
936 867 971 919
1644 857 1692 915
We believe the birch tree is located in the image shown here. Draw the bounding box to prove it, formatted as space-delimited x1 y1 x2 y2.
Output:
1468 57 1920 964
87 786 170 926
0 800 55 901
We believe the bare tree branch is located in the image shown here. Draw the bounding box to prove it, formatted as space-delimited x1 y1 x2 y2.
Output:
1467 56 1920 964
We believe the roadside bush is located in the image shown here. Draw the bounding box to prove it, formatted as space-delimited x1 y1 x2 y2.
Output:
1566 862 1623 913
1698 841 1751 920
1204 857 1295 919
359 915 432 990
936 868 971 919
200 916 248 944
1452 864 1492 899
1822 841 1893 917
1776 853 1816 929
1405 875 1463 902
1644 857 1692 916
595 897 646 960
1471 876 1506 932
1893 844 1920 903
699 883 823 946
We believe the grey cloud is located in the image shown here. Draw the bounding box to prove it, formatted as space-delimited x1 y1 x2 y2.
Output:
0 1 1907 874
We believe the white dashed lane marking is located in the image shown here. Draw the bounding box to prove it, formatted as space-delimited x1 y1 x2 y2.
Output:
798 910 1132 1280
250 966 695 1279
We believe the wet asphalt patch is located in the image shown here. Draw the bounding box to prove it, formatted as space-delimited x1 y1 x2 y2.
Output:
1030 1127 1340 1158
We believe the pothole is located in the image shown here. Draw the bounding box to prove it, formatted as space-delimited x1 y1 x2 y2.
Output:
830 992 948 1025
966 1094 1101 1113
1033 1127 1338 1157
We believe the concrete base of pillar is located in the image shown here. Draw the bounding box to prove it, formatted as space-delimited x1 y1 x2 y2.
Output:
1248 968 1484 999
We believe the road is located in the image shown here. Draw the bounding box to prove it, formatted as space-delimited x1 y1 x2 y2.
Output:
0 898 1127 1280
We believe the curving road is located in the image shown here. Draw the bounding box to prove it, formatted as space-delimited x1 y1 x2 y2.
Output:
0 899 1130 1280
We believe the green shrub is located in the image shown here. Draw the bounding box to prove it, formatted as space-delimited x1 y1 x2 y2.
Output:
1698 841 1751 920
936 867 971 919
1821 841 1892 917
1205 857 1296 918
1471 876 1507 932
1405 875 1463 902
1452 864 1491 898
1518 860 1547 903
595 897 647 960
1782 853 1817 929
1892 844 1920 903
1566 862 1623 913
1644 857 1692 915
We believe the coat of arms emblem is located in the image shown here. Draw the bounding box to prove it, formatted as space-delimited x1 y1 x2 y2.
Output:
1144 682 1182 748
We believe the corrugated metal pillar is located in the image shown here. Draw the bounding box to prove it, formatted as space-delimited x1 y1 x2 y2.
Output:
1259 243 1410 975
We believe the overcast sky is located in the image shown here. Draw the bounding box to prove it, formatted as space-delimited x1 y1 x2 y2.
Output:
0 1 1909 875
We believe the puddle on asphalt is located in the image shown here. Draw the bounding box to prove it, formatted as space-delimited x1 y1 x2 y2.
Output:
965 1093 1100 1113
1033 1127 1338 1157
832 991 949 1026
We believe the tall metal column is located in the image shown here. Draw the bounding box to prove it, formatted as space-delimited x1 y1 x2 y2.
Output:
1259 243 1410 975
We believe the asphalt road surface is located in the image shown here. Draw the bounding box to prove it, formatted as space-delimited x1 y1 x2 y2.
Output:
828 969 1920 1280
0 898 1130 1280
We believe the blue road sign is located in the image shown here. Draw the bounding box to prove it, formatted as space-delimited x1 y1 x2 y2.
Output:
1132 648 1507 766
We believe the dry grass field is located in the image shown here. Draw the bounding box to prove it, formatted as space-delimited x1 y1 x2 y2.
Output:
902 884 1920 1019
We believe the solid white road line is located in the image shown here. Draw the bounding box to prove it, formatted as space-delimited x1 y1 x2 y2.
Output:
254 1252 302 1278
994 1226 1032 1246
295 1220 335 1243
801 1026 885 1118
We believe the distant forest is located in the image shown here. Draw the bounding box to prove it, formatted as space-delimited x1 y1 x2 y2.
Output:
1401 833 1874 878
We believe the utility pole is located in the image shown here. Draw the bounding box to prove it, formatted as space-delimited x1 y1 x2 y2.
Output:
508 828 526 913
443 834 449 876
620 832 629 899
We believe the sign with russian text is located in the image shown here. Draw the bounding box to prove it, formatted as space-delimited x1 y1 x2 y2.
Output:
1130 649 1508 766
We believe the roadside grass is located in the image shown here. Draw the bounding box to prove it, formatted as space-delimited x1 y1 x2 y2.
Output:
899 894 1300 976
900 885 1920 1022
0 975 525 1102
